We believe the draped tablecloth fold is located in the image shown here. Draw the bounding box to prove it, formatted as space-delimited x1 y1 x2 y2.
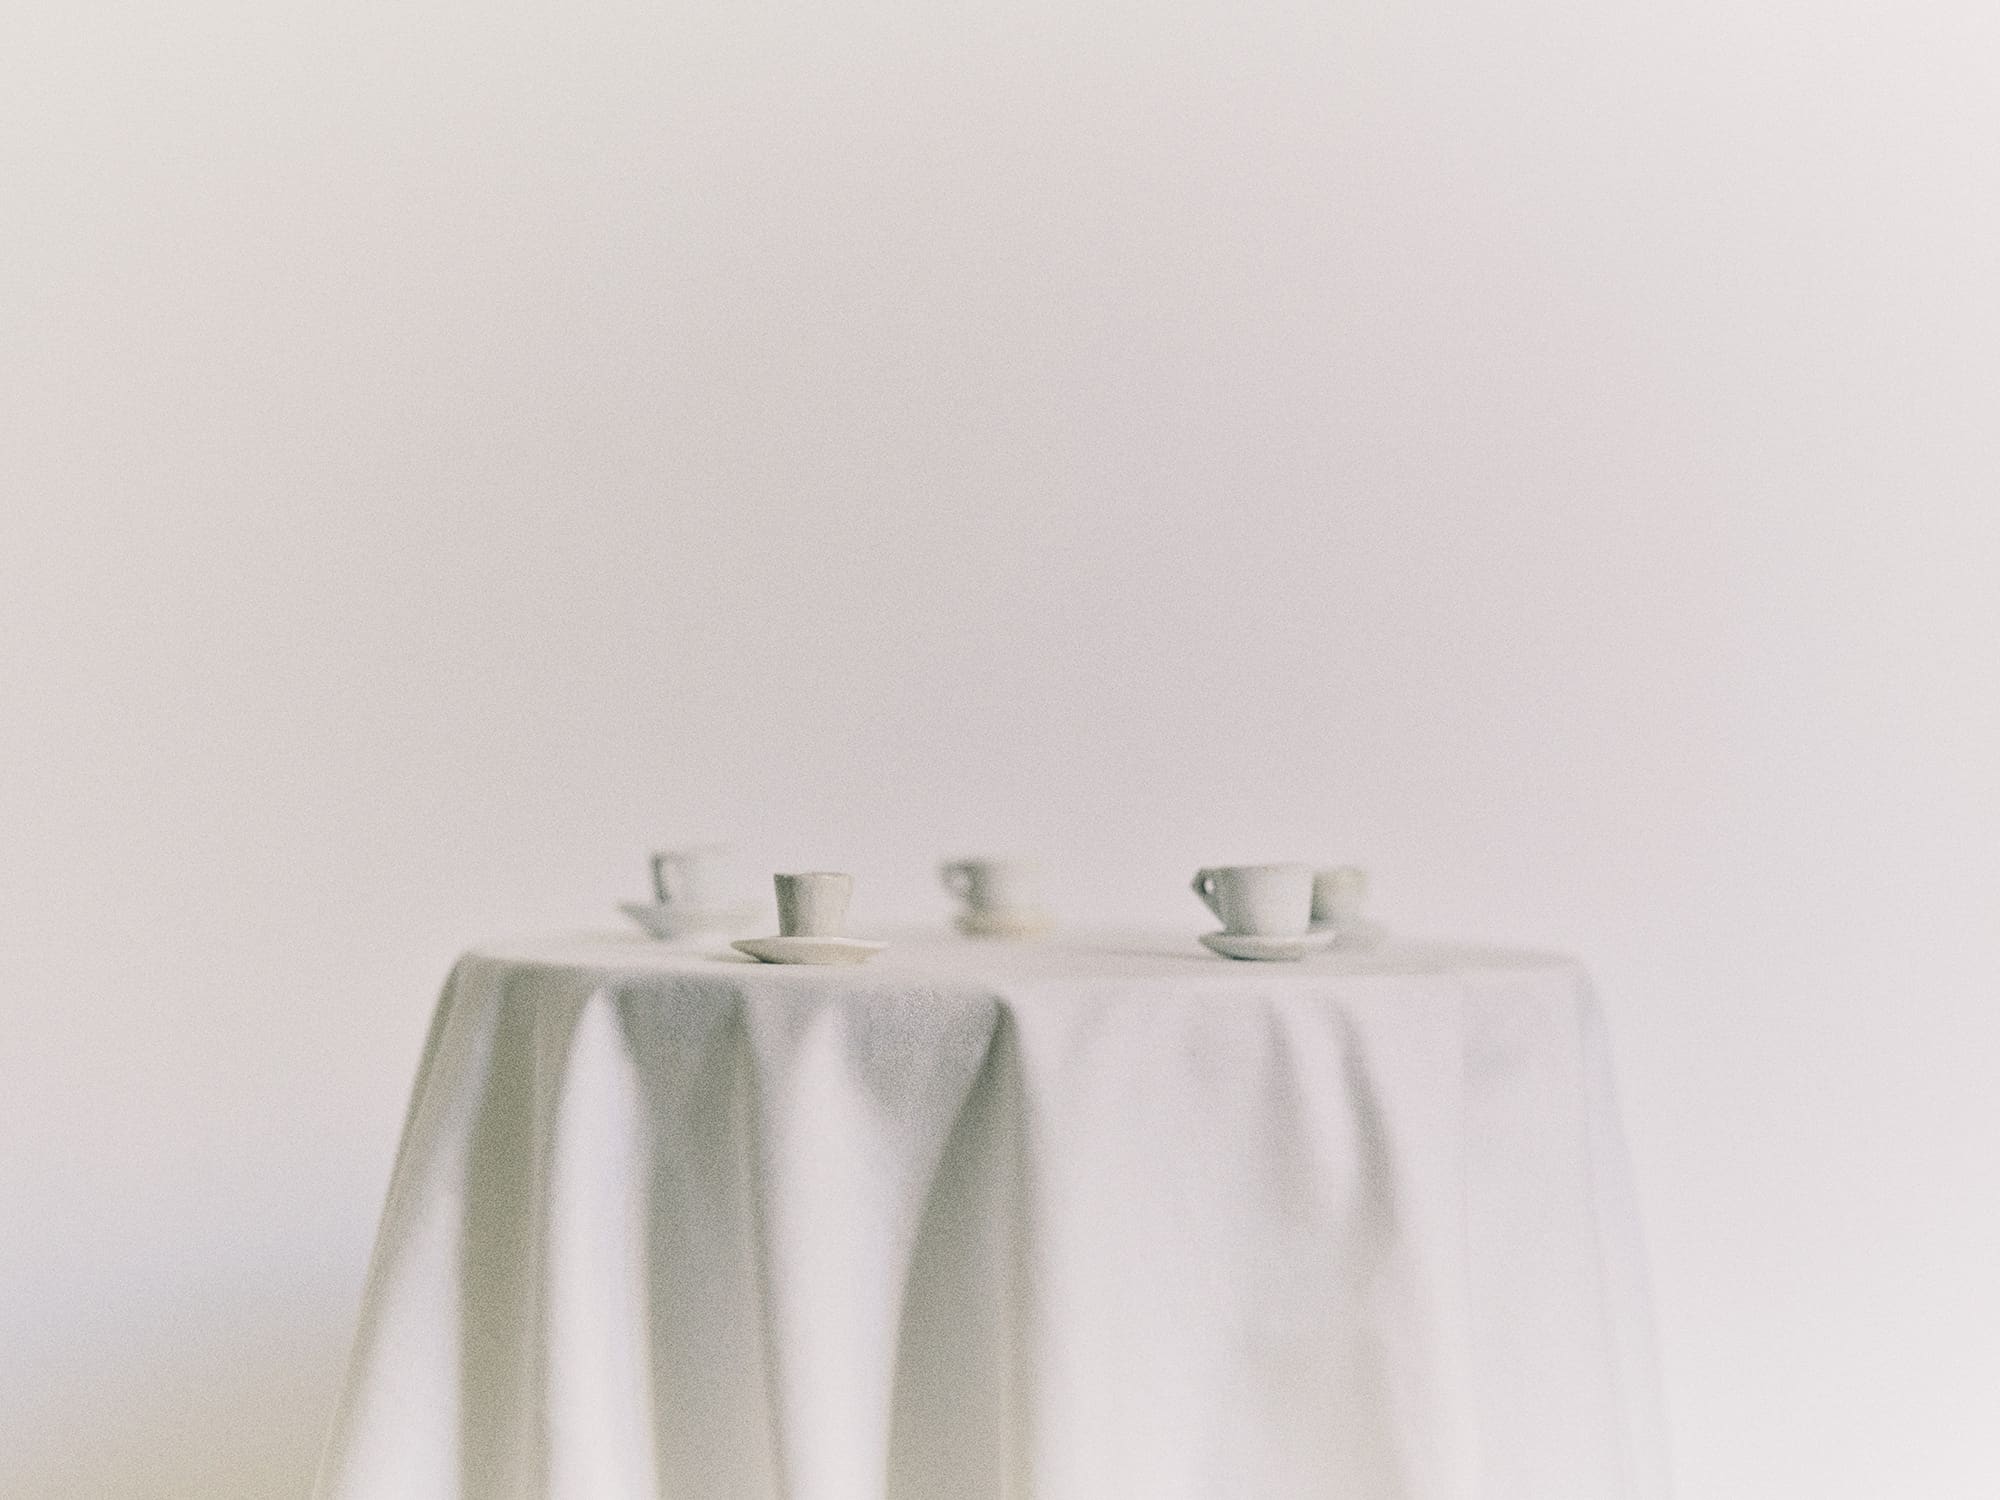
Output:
317 931 1667 1500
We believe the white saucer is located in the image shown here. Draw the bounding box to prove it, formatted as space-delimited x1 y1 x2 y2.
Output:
732 935 887 966
954 907 1054 939
621 901 763 941
1200 930 1337 962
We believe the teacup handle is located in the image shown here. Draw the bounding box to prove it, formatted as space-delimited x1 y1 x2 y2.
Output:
651 853 683 905
1191 868 1223 921
939 861 974 898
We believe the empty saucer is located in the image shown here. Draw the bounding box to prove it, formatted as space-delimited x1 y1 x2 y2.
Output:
621 901 762 941
732 935 887 966
1199 930 1337 962
955 907 1054 939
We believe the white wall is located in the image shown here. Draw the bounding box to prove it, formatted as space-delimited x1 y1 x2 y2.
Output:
4 1 1996 1495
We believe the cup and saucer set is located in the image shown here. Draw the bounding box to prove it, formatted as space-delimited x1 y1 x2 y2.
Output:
732 872 887 966
1193 863 1383 961
621 845 1384 965
939 858 1052 938
618 845 763 941
621 847 887 964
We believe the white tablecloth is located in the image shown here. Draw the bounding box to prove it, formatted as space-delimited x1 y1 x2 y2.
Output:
317 930 1668 1500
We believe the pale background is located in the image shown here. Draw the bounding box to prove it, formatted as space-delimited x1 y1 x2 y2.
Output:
3 0 1996 1496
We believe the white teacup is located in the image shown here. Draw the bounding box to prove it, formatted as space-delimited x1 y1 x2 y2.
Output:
774 872 852 938
651 844 733 908
939 857 1039 913
1311 866 1369 927
1191 863 1314 936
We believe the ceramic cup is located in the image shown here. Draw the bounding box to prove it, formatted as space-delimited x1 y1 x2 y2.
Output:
1311 866 1369 927
939 857 1039 913
1191 862 1314 936
651 845 732 907
774 871 853 938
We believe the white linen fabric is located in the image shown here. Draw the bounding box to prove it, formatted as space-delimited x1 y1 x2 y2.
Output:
316 931 1668 1500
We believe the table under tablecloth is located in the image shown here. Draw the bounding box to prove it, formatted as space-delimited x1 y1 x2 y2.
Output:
316 929 1668 1500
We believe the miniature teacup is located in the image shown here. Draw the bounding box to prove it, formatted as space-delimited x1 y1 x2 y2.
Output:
774 872 852 938
651 844 732 908
939 857 1039 913
1191 863 1314 936
1311 866 1369 928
